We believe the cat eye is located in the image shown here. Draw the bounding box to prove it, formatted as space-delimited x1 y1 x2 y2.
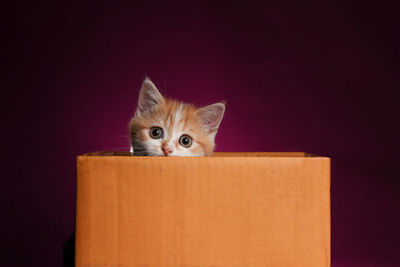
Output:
179 135 192 148
149 127 163 139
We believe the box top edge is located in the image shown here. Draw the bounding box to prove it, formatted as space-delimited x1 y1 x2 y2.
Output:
78 151 330 159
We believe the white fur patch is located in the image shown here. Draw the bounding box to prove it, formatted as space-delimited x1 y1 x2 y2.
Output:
133 103 210 157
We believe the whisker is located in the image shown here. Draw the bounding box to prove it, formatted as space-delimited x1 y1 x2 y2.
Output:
112 135 130 140
104 146 132 150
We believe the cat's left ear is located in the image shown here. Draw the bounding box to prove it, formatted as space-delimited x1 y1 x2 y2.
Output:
196 102 225 135
136 77 164 116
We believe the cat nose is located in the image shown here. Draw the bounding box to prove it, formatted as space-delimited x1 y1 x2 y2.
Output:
161 146 173 156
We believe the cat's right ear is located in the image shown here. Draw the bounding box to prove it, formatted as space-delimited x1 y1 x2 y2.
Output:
136 77 164 116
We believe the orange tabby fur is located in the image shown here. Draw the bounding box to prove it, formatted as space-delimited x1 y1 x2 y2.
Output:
129 78 225 157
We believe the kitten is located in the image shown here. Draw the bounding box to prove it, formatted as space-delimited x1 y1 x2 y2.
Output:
129 77 225 156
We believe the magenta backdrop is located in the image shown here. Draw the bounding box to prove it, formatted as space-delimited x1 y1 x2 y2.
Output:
3 1 400 266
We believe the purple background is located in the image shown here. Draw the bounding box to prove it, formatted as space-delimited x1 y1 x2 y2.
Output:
3 1 400 266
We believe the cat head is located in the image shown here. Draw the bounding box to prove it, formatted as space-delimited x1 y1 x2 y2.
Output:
129 77 225 156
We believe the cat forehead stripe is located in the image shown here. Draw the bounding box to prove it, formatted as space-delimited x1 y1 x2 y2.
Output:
173 104 183 130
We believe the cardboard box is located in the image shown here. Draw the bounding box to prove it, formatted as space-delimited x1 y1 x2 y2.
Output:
76 152 330 266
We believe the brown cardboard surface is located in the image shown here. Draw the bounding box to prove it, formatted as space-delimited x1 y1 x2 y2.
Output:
76 152 330 266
